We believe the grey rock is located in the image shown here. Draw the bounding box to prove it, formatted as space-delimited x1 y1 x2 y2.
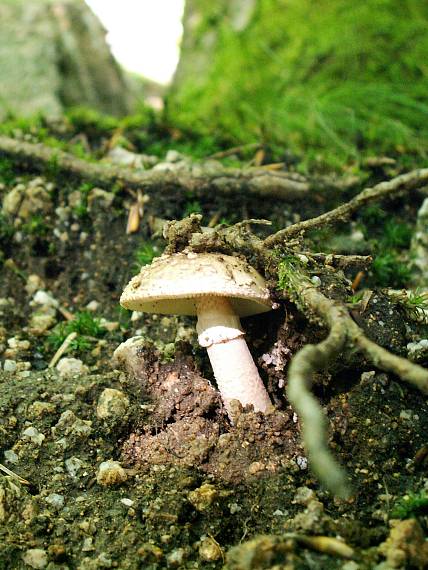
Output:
0 0 136 119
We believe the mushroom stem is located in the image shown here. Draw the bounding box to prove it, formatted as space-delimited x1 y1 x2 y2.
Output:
196 297 272 418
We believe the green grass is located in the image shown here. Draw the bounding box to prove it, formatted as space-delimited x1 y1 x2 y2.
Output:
168 0 428 169
391 491 428 519
134 243 158 268
47 311 105 353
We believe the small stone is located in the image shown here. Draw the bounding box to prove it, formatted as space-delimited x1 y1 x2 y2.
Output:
56 358 88 378
165 150 184 163
3 359 17 373
22 548 48 569
248 461 266 475
137 543 163 562
87 188 115 212
32 290 59 308
28 308 57 335
96 460 128 486
25 275 45 295
166 548 186 567
86 300 99 312
4 450 18 464
45 493 64 509
97 388 130 420
27 401 56 419
22 426 45 446
188 483 218 511
199 537 223 561
65 457 84 478
120 498 134 507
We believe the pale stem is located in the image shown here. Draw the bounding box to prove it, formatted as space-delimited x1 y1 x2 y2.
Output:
196 297 272 418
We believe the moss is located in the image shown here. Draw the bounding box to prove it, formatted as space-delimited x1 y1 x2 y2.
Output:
371 251 411 288
134 242 159 268
0 156 15 185
46 311 105 354
391 491 428 519
169 0 428 169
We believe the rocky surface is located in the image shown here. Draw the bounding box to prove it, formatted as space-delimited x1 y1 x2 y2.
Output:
0 0 136 119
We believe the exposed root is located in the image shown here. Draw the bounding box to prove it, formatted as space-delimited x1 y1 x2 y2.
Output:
163 169 428 496
265 168 428 246
0 134 309 201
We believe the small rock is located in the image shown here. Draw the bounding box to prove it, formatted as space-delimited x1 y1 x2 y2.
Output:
188 483 218 512
166 548 186 568
28 307 57 335
97 388 130 420
165 149 184 163
87 188 115 213
22 548 48 569
32 290 59 309
45 493 64 510
96 460 128 486
22 426 45 446
65 456 85 479
107 146 145 169
56 358 88 378
25 275 46 295
3 359 17 373
86 300 100 312
4 450 18 464
199 537 223 562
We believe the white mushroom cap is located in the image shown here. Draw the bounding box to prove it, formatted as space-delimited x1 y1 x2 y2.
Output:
120 251 272 317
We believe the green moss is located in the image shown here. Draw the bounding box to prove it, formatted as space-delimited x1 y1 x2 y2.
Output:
21 215 49 236
46 311 105 354
134 242 159 268
169 0 428 169
0 157 15 185
371 251 411 288
391 491 428 519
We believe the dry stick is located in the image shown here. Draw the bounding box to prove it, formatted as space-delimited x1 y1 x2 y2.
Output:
0 135 308 201
282 262 428 496
288 318 350 498
265 168 428 246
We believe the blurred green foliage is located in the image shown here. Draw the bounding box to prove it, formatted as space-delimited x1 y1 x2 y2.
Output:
168 0 428 169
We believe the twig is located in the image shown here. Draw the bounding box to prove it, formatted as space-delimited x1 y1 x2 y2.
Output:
207 142 261 159
299 252 372 271
265 168 428 246
0 463 30 485
279 258 428 495
48 332 77 368
0 135 308 201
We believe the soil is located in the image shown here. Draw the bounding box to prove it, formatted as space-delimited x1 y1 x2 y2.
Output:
1 148 428 569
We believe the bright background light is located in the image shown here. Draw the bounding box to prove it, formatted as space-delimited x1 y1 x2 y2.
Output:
85 0 185 85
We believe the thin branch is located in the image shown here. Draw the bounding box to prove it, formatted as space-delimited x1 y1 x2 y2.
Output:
0 135 309 201
279 259 428 495
265 169 428 246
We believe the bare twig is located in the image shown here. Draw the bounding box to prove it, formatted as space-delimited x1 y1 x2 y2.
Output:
279 258 428 495
48 332 77 368
265 169 428 246
0 135 308 201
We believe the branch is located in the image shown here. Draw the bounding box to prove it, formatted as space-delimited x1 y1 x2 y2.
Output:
0 135 309 201
265 169 428 246
280 259 428 495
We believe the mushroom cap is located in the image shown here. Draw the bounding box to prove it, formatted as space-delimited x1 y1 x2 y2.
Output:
120 251 272 317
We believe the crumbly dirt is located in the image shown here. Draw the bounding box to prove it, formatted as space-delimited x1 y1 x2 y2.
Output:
1 160 428 569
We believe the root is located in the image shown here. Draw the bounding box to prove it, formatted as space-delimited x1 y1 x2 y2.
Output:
165 169 428 496
0 134 309 201
265 168 428 246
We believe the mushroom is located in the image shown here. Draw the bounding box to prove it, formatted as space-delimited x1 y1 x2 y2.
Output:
120 251 273 419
